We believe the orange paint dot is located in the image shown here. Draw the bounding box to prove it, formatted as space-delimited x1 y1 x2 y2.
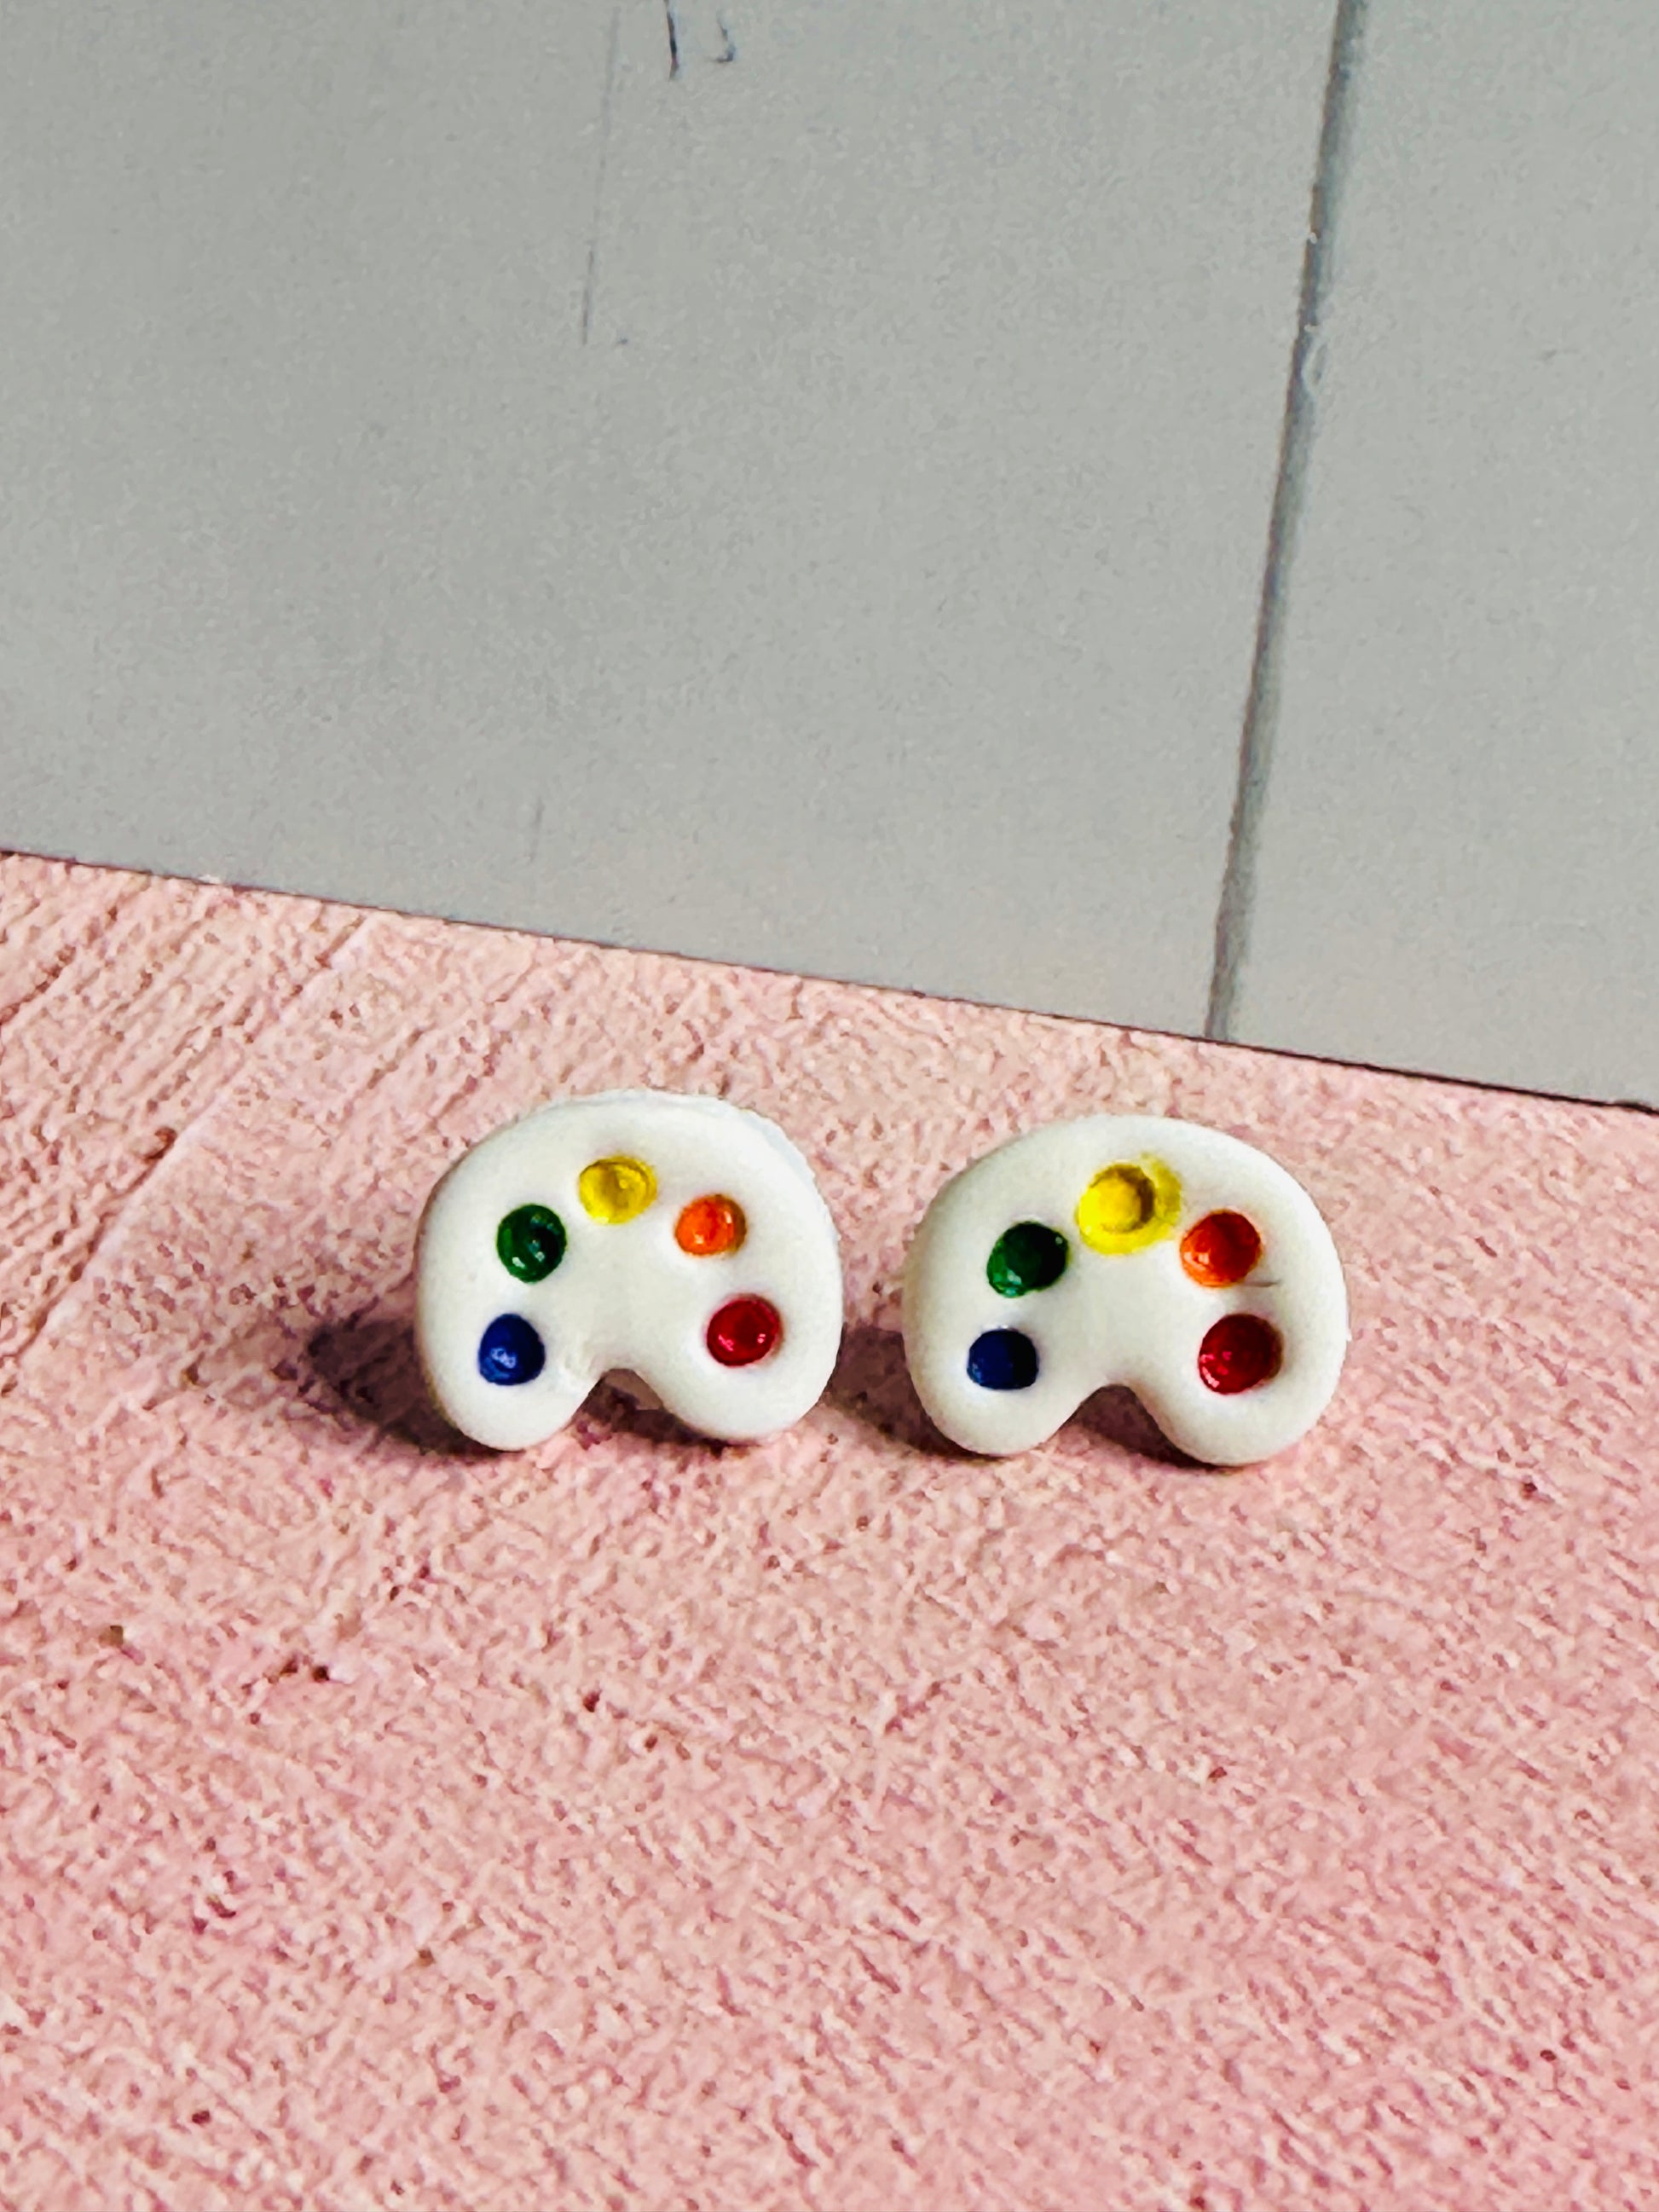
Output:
675 1193 747 1257
1181 1210 1263 1289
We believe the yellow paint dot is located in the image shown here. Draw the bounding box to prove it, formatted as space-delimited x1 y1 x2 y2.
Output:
578 1155 657 1224
1076 1157 1182 1255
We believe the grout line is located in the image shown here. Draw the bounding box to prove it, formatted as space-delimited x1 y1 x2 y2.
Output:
579 9 622 347
1205 0 1370 1041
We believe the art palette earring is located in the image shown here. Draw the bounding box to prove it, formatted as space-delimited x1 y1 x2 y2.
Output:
417 1092 843 1448
901 1115 1347 1465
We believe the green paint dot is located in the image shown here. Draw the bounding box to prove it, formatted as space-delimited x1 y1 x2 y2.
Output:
986 1221 1069 1298
496 1204 566 1283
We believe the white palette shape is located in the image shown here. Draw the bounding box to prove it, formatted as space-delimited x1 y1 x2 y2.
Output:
903 1115 1347 1464
418 1092 843 1449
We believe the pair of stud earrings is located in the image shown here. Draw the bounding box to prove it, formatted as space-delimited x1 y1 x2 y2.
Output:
416 1091 1348 1467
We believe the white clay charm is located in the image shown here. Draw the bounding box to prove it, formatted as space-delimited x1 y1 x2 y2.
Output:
417 1092 843 1448
902 1115 1346 1465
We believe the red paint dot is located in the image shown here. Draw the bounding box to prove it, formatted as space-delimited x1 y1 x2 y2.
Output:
1197 1313 1281 1395
707 1295 783 1368
1181 1209 1263 1288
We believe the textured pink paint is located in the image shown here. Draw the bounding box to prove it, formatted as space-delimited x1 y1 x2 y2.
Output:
0 852 1656 2211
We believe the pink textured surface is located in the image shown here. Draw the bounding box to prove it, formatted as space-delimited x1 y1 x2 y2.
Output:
1 853 1656 2212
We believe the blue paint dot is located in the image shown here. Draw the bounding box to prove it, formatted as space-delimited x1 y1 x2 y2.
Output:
967 1328 1038 1391
478 1313 546 1387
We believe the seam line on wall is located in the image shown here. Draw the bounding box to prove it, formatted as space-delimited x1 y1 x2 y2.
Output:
1205 0 1370 1041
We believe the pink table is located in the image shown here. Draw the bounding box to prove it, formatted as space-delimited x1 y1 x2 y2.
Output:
1 854 1654 2210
